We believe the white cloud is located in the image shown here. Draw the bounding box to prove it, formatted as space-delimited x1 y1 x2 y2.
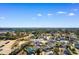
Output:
73 9 78 11
48 13 53 16
37 13 42 16
56 11 66 14
0 16 5 20
68 13 75 16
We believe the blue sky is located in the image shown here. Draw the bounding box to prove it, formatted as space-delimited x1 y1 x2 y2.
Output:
0 3 79 28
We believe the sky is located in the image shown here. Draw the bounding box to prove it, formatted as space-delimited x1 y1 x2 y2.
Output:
0 3 79 28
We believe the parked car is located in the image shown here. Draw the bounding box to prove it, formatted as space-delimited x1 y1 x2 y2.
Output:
75 44 79 49
5 41 9 44
0 45 4 48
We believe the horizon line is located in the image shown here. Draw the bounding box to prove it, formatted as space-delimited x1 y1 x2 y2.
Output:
0 27 79 28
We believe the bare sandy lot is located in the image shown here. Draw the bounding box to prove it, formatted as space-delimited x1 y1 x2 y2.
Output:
0 40 16 55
